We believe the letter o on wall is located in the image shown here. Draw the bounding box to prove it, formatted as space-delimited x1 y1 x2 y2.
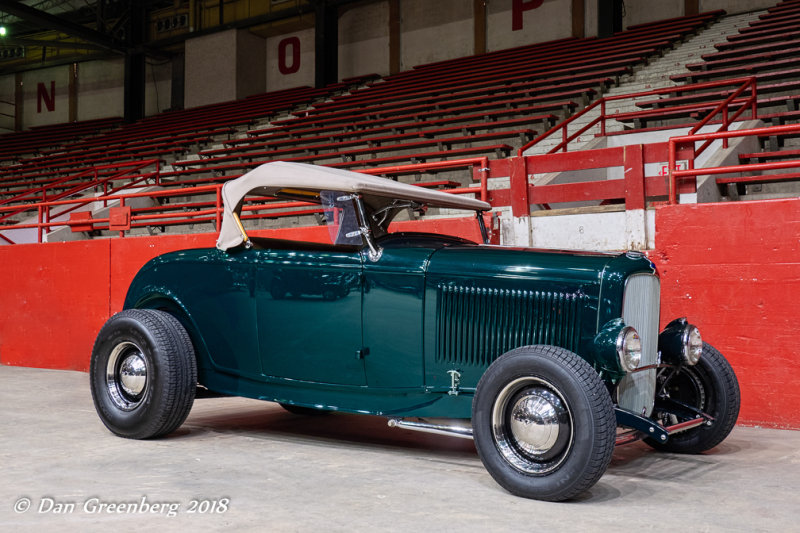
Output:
278 36 301 75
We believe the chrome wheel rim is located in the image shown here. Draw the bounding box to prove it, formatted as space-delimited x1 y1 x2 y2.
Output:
491 376 574 474
106 342 149 411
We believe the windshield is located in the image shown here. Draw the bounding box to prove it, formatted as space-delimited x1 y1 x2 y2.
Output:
320 190 363 246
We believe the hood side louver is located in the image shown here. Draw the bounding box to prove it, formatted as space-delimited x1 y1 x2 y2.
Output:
435 284 583 366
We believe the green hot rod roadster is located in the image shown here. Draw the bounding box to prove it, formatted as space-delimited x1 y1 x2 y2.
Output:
90 161 740 501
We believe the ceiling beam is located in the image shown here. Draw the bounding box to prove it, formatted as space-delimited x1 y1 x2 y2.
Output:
1 37 108 52
0 0 127 54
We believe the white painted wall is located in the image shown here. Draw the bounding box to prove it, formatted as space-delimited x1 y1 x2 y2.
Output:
185 28 266 107
185 29 238 108
236 30 266 99
400 0 473 69
525 208 656 250
1 0 787 129
488 0 573 51
584 0 598 38
145 59 173 116
622 0 683 30
76 59 124 121
21 65 69 128
700 0 775 14
339 0 390 79
1 56 170 129
0 74 15 131
266 27 315 92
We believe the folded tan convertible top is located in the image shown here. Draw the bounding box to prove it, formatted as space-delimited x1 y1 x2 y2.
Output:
216 161 490 251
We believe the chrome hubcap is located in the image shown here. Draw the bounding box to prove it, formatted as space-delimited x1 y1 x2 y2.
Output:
492 377 573 474
119 354 147 396
509 389 565 456
106 342 148 411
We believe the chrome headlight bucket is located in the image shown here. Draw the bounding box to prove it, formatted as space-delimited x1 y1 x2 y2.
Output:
593 319 644 379
683 325 703 365
658 318 702 366
616 326 642 372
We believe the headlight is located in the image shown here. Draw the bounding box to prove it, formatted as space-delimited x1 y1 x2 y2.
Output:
683 325 703 365
616 326 642 372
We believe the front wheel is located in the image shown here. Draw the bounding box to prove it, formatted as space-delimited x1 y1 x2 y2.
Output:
472 345 616 501
646 343 740 453
90 309 197 439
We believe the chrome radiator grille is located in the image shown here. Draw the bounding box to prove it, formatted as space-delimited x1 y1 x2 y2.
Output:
617 273 661 416
435 285 582 366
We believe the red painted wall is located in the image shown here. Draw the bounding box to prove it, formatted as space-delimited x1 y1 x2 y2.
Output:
0 205 797 429
650 197 800 429
0 240 111 370
0 217 483 373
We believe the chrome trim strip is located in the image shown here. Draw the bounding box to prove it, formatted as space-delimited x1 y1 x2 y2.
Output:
387 418 474 440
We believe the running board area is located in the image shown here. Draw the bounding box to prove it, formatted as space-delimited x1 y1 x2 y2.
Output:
387 418 474 440
388 414 709 445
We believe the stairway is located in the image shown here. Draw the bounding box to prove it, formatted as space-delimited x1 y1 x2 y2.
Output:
526 10 765 155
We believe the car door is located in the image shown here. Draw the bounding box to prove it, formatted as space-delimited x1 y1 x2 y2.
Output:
255 245 365 385
361 239 439 388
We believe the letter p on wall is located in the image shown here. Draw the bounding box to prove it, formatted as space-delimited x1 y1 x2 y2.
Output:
512 0 544 31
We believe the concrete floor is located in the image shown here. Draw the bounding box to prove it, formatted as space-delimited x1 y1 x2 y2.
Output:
1 364 798 533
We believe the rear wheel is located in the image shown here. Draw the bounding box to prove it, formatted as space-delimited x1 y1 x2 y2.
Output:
472 345 615 501
646 343 740 453
90 309 197 439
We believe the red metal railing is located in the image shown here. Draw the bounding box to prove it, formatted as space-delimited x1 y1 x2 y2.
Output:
667 122 800 204
0 158 490 244
482 141 697 216
0 160 160 244
518 77 758 155
6 118 800 243
0 160 159 223
359 157 491 202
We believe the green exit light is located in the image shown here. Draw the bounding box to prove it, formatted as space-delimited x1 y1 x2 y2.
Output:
0 27 6 37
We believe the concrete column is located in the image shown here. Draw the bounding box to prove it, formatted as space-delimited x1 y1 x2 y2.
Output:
68 62 77 123
123 0 146 124
170 52 185 110
572 0 584 38
474 0 487 55
597 0 623 37
315 1 339 88
388 0 400 75
14 72 23 131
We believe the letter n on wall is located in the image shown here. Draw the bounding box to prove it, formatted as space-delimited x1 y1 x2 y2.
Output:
37 81 55 113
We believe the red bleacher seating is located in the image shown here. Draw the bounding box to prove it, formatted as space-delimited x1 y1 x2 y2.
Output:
0 10 726 238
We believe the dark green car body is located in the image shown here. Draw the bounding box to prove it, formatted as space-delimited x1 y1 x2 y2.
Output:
91 163 739 501
124 233 657 419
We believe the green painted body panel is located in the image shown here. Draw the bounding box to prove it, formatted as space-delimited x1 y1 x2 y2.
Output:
124 235 656 418
257 248 364 385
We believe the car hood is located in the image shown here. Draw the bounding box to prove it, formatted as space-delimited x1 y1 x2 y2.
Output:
425 244 644 285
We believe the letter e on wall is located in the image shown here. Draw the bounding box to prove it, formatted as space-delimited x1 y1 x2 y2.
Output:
37 81 55 113
278 36 301 75
512 0 544 31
